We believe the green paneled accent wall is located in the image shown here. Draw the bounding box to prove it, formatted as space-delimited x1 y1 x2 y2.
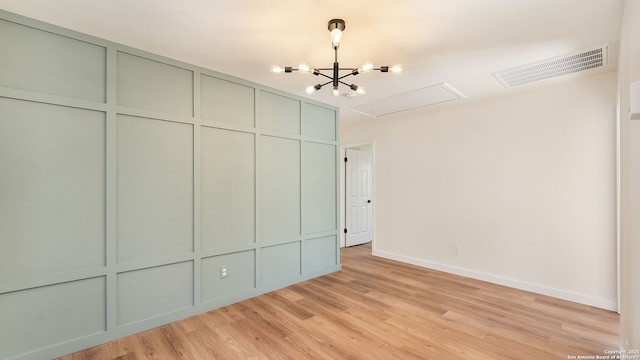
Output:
0 10 339 360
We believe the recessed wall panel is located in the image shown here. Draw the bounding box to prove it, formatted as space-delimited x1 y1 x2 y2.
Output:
261 242 301 285
202 250 255 302
0 98 105 282
117 262 193 326
201 75 254 127
305 236 337 273
116 115 193 263
304 142 337 234
261 91 300 134
117 52 193 116
202 128 255 250
304 103 336 140
261 136 300 244
0 277 106 360
0 19 106 102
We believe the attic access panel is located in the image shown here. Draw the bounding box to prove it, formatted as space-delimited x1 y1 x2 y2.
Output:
349 83 466 118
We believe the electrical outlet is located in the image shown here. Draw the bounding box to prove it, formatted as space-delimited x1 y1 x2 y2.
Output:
220 265 228 279
452 244 461 255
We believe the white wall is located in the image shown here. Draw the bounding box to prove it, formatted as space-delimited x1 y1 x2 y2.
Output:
618 0 640 349
341 71 618 310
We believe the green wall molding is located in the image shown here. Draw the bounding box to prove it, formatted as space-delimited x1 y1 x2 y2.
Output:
0 10 340 360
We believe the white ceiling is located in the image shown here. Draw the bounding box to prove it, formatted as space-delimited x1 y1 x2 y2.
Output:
0 0 625 124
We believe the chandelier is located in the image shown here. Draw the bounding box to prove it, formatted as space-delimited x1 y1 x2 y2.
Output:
270 19 404 96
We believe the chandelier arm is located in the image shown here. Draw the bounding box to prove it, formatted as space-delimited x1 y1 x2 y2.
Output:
316 67 356 71
337 72 356 81
316 72 334 81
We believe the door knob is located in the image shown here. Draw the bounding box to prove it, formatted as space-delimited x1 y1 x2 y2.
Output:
367 200 372 203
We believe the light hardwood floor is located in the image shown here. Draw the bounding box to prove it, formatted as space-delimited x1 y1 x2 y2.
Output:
59 243 620 359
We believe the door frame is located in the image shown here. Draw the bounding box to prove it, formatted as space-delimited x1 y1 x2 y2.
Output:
340 141 375 248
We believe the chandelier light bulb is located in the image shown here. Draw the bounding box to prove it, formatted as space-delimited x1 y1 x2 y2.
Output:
389 64 404 74
350 84 366 95
360 61 374 73
330 28 342 47
270 66 285 74
332 87 339 97
328 18 345 48
298 62 313 74
306 84 322 95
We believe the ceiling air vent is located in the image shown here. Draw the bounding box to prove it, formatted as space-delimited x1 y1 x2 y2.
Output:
494 44 609 88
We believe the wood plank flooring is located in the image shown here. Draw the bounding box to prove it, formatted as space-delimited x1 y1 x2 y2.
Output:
59 243 620 359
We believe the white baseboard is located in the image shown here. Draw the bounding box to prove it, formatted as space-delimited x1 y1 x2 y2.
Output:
372 249 617 312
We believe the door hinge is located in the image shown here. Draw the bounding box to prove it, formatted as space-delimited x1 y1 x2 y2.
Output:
344 157 348 162
344 228 347 234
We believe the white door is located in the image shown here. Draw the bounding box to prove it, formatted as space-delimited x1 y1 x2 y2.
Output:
345 149 372 246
